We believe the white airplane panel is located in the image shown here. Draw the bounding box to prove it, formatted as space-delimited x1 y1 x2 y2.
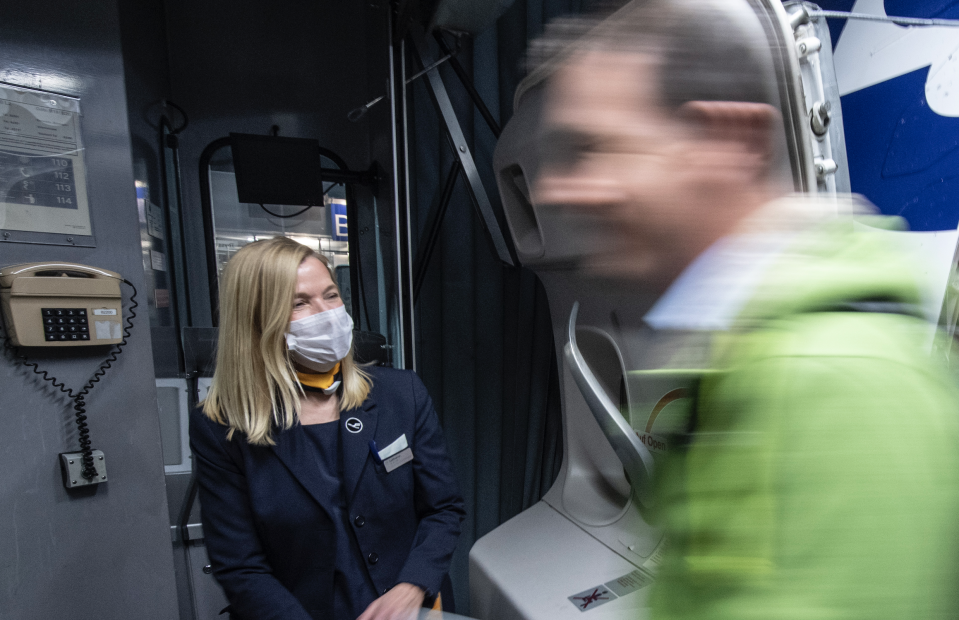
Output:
470 501 656 620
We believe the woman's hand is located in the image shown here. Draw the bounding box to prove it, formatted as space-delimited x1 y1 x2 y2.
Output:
357 583 425 620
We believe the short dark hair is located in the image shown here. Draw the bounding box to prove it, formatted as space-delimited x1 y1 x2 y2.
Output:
528 0 778 111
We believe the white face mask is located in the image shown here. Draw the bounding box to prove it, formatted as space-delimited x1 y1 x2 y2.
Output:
286 305 354 373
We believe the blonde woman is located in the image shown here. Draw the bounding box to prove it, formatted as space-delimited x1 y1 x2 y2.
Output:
190 237 464 620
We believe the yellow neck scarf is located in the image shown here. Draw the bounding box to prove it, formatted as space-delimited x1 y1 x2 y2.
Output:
296 362 341 390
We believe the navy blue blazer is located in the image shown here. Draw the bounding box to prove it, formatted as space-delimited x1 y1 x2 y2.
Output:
189 367 466 620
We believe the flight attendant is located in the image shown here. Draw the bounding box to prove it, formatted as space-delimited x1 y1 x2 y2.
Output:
190 236 465 620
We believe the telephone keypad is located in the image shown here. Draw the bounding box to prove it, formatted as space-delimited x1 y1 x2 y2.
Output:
42 308 90 341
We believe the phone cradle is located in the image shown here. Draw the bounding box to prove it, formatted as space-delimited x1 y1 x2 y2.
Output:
59 450 107 488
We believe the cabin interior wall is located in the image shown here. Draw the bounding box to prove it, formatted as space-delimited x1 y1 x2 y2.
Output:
160 0 375 329
407 0 595 612
122 0 379 332
0 1 179 619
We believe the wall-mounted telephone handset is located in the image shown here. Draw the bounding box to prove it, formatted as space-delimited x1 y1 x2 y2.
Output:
0 262 137 489
0 262 127 346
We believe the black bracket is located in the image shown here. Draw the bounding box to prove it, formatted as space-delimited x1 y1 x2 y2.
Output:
408 30 515 268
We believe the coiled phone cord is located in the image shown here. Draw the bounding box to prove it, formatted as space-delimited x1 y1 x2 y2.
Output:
3 278 137 480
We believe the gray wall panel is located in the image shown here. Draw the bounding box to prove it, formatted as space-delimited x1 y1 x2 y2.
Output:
0 1 178 619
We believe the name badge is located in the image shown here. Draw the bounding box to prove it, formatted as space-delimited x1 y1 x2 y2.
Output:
383 448 413 472
378 434 414 472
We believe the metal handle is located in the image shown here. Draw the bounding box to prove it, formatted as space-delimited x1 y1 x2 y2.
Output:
0 261 122 283
348 95 385 122
348 53 453 122
564 302 655 507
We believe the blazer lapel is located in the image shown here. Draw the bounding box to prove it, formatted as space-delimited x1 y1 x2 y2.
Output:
270 424 330 509
341 398 377 505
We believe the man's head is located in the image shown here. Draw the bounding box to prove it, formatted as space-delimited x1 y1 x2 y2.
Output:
533 0 787 287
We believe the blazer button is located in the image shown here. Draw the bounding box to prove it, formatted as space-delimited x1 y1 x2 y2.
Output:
354 515 366 527
367 552 379 565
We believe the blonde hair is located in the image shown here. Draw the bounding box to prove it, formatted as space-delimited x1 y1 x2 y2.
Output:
202 237 372 445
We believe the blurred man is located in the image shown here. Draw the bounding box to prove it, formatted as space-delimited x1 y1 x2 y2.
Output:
534 2 959 620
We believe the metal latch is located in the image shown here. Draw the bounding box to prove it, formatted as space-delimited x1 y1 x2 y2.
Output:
814 157 838 179
810 101 831 137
